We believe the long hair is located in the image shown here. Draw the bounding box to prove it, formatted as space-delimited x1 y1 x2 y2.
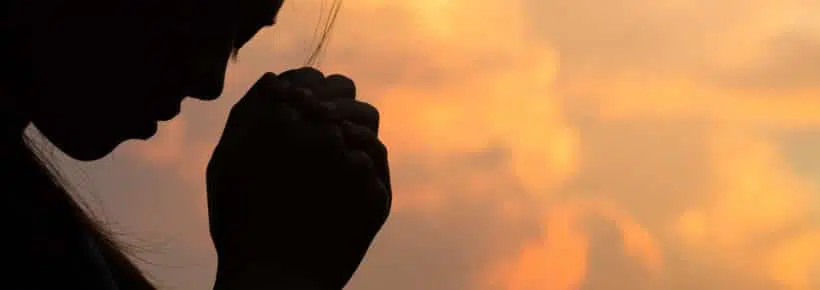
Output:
306 0 342 66
19 133 156 289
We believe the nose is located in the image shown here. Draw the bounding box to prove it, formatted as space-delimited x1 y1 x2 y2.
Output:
188 82 223 101
186 55 230 101
187 71 225 101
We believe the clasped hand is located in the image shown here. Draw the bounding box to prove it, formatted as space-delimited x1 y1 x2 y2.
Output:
207 67 391 289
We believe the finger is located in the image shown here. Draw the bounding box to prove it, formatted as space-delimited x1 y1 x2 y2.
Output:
228 72 280 122
282 89 340 122
271 118 347 166
224 101 303 153
306 122 346 152
331 100 380 134
340 121 391 194
323 74 356 100
278 66 326 90
344 150 391 222
219 72 286 145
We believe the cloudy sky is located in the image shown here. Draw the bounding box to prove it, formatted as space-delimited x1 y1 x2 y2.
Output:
38 0 820 289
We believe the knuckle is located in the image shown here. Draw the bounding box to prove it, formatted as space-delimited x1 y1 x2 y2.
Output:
350 150 373 164
323 74 357 100
372 140 388 158
282 67 325 83
357 101 380 122
345 151 376 172
261 71 277 80
326 74 355 87
340 101 379 130
326 73 352 81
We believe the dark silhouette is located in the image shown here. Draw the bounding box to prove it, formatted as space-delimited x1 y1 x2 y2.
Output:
1 0 392 289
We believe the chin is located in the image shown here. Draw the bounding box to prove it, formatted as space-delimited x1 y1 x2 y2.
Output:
58 137 124 161
37 127 128 161
35 119 156 162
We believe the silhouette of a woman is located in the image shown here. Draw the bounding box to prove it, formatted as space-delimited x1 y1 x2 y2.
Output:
1 0 391 289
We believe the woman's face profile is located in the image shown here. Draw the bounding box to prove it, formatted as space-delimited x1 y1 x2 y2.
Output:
20 0 283 161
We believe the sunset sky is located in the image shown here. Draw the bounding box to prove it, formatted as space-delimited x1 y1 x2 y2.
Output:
39 0 820 289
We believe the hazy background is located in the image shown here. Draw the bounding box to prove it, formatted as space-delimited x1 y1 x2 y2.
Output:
37 0 820 289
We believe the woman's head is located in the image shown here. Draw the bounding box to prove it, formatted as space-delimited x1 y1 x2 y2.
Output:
4 0 284 161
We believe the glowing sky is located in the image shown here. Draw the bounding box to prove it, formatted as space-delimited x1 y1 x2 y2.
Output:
43 0 820 289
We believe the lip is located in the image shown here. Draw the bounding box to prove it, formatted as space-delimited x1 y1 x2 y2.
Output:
154 98 184 121
135 121 159 140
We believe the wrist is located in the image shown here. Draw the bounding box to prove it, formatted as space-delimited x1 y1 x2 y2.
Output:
214 260 321 290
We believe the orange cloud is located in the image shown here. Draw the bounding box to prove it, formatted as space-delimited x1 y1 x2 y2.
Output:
767 229 820 290
484 198 662 290
668 130 820 288
561 72 820 128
